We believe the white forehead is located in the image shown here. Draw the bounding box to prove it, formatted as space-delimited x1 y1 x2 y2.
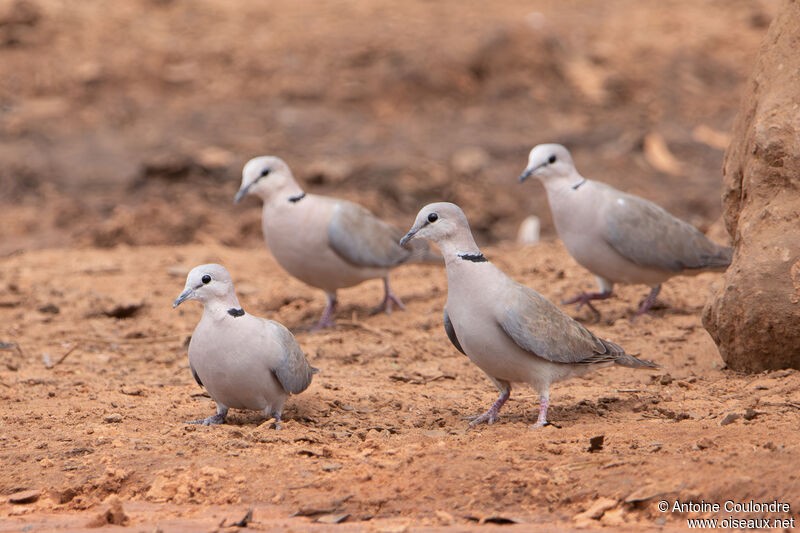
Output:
419 201 462 218
187 263 231 283
243 156 274 177
527 144 573 167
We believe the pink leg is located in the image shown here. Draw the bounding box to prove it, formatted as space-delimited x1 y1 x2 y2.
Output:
464 386 511 428
371 277 406 315
531 392 550 429
635 284 662 317
312 293 337 331
562 290 612 314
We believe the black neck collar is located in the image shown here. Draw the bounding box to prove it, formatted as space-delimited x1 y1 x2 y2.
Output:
227 308 245 317
571 178 587 190
288 192 306 203
459 252 488 263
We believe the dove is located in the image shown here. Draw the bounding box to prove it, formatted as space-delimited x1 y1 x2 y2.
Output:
400 202 658 428
518 144 732 316
173 264 318 427
235 156 439 330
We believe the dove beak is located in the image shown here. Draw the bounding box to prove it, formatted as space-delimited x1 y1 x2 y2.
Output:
234 184 251 204
173 288 195 308
399 229 418 247
517 167 535 183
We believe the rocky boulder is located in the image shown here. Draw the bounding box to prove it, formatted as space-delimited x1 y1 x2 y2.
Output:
703 0 800 372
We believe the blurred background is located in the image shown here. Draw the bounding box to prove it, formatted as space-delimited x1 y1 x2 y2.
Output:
0 0 779 256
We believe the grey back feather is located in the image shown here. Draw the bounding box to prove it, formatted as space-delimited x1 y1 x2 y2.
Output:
499 282 625 365
604 192 732 272
271 323 316 395
327 202 416 268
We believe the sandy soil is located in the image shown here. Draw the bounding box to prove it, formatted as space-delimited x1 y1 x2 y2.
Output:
1 0 798 531
1 242 799 531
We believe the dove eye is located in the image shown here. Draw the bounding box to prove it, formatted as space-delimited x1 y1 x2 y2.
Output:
259 168 270 178
202 275 212 284
427 213 439 223
548 155 556 164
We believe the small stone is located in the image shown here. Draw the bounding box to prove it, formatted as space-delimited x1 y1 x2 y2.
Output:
587 435 604 453
9 490 40 504
103 413 123 424
103 301 144 319
743 408 762 421
658 374 673 385
316 513 349 524
37 303 60 314
719 412 742 426
321 462 342 472
573 498 617 521
695 437 714 450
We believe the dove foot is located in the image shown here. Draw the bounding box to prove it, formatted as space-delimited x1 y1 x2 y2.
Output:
463 389 510 428
371 278 406 315
312 293 338 331
185 413 227 426
562 290 612 312
634 285 662 317
260 411 282 430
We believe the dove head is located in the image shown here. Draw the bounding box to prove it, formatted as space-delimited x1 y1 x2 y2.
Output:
235 156 299 203
518 144 576 183
400 202 478 256
173 264 240 309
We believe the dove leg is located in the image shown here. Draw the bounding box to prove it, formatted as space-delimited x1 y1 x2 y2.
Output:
185 405 229 426
563 276 613 313
636 284 661 316
263 409 282 430
531 391 550 429
312 292 338 330
562 290 612 312
371 277 406 315
463 379 511 428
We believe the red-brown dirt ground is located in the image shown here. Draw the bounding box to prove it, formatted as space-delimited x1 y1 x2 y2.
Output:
1 0 798 531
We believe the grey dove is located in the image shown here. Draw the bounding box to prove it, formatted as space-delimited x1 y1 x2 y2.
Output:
400 202 658 428
518 144 732 316
235 156 439 330
173 264 318 427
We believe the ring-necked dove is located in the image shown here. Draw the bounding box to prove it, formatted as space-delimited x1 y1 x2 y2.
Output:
518 144 732 316
173 264 318 427
235 156 440 330
400 202 658 428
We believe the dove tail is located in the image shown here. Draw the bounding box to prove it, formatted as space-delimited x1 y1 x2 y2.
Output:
615 353 660 369
685 244 733 272
705 245 733 270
